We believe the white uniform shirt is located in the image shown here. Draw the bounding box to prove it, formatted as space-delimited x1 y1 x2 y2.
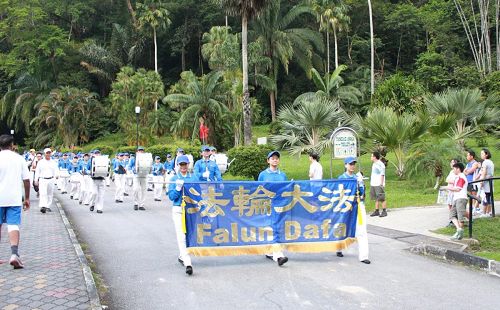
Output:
34 158 59 180
309 161 323 180
481 159 494 193
452 173 468 201
0 150 30 207
370 160 386 186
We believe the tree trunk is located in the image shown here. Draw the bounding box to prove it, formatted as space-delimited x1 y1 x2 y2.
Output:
497 0 500 70
326 27 330 74
242 14 252 145
368 0 375 96
333 26 338 69
181 45 186 72
270 91 276 122
154 27 158 73
126 0 137 27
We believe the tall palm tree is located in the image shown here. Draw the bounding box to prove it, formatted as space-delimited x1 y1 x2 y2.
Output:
215 0 269 145
310 0 350 73
252 0 323 121
30 87 101 147
270 94 348 155
163 71 230 144
368 0 375 95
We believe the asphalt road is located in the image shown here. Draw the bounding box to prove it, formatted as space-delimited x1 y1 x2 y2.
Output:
56 184 500 310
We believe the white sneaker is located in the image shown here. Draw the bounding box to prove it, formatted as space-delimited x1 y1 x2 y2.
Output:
9 254 24 269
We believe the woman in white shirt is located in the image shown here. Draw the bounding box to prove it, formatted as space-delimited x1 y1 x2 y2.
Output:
308 152 323 180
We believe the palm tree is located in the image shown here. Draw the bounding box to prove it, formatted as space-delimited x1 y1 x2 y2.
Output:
163 71 230 144
136 0 171 75
296 65 363 110
270 94 348 155
252 0 323 121
0 73 52 134
30 87 101 147
368 0 375 95
355 107 433 179
310 0 350 72
425 88 500 149
215 0 269 145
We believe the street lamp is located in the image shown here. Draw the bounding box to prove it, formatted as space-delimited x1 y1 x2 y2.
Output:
135 106 140 150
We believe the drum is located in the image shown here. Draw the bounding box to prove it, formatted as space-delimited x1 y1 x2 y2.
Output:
214 154 228 174
136 152 153 177
59 169 70 178
91 156 110 178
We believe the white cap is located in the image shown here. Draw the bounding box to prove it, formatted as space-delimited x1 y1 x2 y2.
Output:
43 148 52 154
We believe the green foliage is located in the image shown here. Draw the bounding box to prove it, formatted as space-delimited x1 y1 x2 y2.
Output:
415 51 450 93
82 144 114 155
227 144 274 180
480 71 500 98
373 73 426 114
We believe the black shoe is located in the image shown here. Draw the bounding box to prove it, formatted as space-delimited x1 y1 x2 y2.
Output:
370 210 380 217
115 199 123 203
79 200 83 205
139 206 146 211
178 257 184 265
361 259 371 264
70 196 73 199
97 210 103 214
154 199 161 201
277 257 288 266
90 206 94 212
61 191 67 194
84 203 89 206
124 193 129 196
40 207 46 214
265 255 273 261
134 205 138 211
185 266 193 275
147 188 153 191
379 209 387 217
336 251 344 257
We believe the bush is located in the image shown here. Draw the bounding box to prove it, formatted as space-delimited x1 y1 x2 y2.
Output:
227 144 274 180
82 144 114 155
115 146 137 155
59 146 83 154
373 73 426 114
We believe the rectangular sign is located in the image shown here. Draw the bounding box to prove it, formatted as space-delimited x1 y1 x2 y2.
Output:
183 179 359 256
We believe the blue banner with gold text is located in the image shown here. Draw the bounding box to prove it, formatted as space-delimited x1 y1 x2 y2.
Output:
183 179 359 256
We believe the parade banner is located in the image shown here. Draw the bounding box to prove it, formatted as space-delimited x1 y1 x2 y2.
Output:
183 179 359 256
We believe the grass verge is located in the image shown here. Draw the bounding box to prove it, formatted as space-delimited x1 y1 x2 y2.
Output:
433 217 500 261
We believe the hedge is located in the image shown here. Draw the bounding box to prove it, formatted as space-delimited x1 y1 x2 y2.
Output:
227 144 274 180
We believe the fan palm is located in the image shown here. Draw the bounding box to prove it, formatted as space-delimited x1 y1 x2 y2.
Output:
270 94 348 155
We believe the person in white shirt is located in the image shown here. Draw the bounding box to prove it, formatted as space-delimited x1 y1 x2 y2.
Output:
479 148 495 216
34 148 59 213
0 134 30 269
308 152 323 180
447 162 468 240
369 151 387 217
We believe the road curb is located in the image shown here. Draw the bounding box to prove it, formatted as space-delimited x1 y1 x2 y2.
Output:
55 198 103 310
369 224 499 278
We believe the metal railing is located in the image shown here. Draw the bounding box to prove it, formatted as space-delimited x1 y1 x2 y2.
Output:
467 176 498 238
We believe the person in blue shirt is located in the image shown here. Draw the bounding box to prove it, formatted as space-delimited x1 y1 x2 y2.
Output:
122 153 132 196
152 156 165 201
78 154 92 205
337 156 370 264
113 153 126 203
168 155 197 275
128 147 149 211
163 154 175 174
193 145 222 182
257 151 288 266
68 155 81 200
57 153 71 193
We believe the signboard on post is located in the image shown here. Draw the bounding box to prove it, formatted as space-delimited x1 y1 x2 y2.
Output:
332 129 357 158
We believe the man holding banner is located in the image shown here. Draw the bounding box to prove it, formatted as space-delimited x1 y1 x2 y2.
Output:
258 151 289 266
168 155 196 275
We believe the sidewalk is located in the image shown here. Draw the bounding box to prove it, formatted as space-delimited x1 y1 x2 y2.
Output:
0 191 99 310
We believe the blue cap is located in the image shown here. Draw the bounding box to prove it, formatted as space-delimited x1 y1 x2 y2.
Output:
210 146 216 151
201 145 211 151
176 148 184 153
166 153 172 158
177 155 189 164
137 146 145 151
155 156 160 160
267 151 280 159
344 157 357 164
123 152 129 156
94 149 101 154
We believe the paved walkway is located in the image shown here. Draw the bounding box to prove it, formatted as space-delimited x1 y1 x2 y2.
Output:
0 189 96 310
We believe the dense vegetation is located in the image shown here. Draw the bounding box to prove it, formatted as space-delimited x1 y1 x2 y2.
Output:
1 0 499 180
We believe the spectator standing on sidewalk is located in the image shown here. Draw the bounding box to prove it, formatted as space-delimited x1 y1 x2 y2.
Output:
308 152 323 180
34 148 59 213
0 134 30 269
479 148 495 217
448 162 468 240
369 151 387 217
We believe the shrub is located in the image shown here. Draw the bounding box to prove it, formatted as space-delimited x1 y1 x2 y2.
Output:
115 146 137 155
227 144 274 180
82 144 114 155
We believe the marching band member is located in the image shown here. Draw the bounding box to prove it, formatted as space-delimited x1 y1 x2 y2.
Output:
128 147 148 211
78 154 92 206
123 153 132 197
88 150 106 214
113 153 126 203
69 155 81 200
34 148 59 213
58 153 71 194
152 156 164 201
193 146 222 182
168 155 197 275
163 153 175 174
